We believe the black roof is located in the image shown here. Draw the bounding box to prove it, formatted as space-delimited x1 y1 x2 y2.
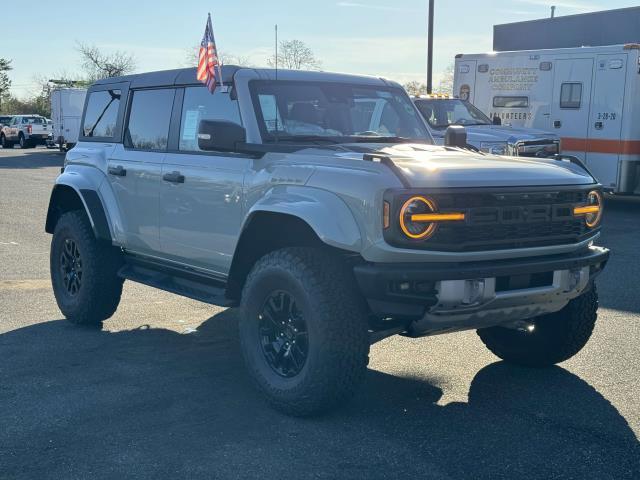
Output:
92 65 241 89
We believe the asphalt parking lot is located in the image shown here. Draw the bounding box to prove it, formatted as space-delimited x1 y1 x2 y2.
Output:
0 147 638 479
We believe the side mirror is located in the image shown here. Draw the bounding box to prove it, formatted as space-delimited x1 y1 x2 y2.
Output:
198 120 246 152
492 115 502 125
444 125 467 149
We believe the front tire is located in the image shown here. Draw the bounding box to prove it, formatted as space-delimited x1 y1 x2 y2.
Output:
477 287 598 367
50 210 123 326
1 134 13 149
239 247 370 416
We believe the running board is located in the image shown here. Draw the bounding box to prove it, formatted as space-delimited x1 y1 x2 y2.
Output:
118 262 233 307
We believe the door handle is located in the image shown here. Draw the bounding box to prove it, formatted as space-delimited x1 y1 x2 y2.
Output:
553 120 561 128
108 165 126 177
163 171 185 184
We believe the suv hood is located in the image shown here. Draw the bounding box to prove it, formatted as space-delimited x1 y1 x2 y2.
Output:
303 143 594 188
431 124 558 144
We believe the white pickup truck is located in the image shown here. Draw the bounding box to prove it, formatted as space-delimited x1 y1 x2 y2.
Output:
0 115 51 149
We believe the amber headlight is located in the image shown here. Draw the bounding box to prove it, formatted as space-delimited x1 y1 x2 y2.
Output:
399 196 465 240
573 190 603 228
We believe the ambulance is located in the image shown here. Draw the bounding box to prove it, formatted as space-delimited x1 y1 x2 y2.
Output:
454 44 640 194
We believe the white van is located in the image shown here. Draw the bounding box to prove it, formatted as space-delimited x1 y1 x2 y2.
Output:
454 44 640 194
50 88 87 151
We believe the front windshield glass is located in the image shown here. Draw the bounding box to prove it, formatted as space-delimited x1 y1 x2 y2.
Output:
250 80 432 143
414 98 491 130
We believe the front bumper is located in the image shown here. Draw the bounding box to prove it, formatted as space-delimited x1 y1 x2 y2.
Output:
354 246 609 335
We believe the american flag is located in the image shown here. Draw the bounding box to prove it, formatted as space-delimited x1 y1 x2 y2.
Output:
197 14 221 92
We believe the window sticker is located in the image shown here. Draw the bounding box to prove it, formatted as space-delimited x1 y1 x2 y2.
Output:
182 110 200 140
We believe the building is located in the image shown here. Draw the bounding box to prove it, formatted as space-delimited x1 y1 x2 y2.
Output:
493 6 640 52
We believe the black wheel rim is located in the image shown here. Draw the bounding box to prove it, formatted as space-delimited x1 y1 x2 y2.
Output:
59 238 83 296
258 290 309 378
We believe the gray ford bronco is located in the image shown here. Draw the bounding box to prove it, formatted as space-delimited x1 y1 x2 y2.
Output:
46 66 609 416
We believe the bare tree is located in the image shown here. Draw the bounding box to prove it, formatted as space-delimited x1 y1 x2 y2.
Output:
0 58 12 111
267 39 321 70
76 42 136 81
437 63 454 95
403 81 428 97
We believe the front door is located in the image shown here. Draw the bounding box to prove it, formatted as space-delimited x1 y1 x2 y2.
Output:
107 88 175 255
159 86 250 275
550 58 594 161
585 54 627 189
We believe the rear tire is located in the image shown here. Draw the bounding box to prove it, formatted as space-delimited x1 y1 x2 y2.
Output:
18 134 30 149
50 210 123 326
477 287 598 367
239 247 370 416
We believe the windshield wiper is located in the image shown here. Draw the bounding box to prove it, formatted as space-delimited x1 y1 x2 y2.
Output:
264 135 340 144
350 136 417 143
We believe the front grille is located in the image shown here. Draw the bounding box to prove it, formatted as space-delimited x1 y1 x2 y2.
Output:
386 187 598 252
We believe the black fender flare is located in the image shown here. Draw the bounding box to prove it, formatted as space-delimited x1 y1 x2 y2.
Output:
45 184 112 242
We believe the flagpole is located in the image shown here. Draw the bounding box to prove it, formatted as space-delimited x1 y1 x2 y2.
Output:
208 13 224 88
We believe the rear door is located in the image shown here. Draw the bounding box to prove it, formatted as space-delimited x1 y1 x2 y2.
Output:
107 88 175 256
454 60 477 103
550 58 594 160
585 54 627 189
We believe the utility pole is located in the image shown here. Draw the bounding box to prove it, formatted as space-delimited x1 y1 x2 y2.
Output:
427 0 434 93
551 5 556 18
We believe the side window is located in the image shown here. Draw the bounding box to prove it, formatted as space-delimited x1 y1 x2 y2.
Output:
560 82 582 109
83 89 121 138
125 89 174 150
493 96 529 108
179 86 242 151
256 94 283 134
379 102 400 135
350 100 377 132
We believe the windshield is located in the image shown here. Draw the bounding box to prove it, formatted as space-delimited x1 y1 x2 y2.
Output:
414 99 491 130
250 80 432 143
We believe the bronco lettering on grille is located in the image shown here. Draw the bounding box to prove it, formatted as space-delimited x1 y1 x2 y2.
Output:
468 204 574 225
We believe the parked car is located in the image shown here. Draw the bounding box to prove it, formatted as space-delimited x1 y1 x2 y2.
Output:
412 95 560 156
455 43 640 194
45 66 609 416
0 114 51 148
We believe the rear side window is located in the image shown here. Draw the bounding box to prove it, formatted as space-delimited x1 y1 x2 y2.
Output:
493 96 529 108
560 82 582 109
179 86 241 152
22 117 44 124
83 89 121 137
125 89 175 151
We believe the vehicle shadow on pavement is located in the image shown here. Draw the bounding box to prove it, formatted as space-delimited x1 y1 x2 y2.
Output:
0 149 64 169
1 309 638 480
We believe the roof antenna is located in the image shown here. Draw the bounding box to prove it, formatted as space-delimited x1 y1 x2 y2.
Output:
274 23 279 143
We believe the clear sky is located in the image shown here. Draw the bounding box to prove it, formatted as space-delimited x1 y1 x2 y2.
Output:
2 0 637 98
